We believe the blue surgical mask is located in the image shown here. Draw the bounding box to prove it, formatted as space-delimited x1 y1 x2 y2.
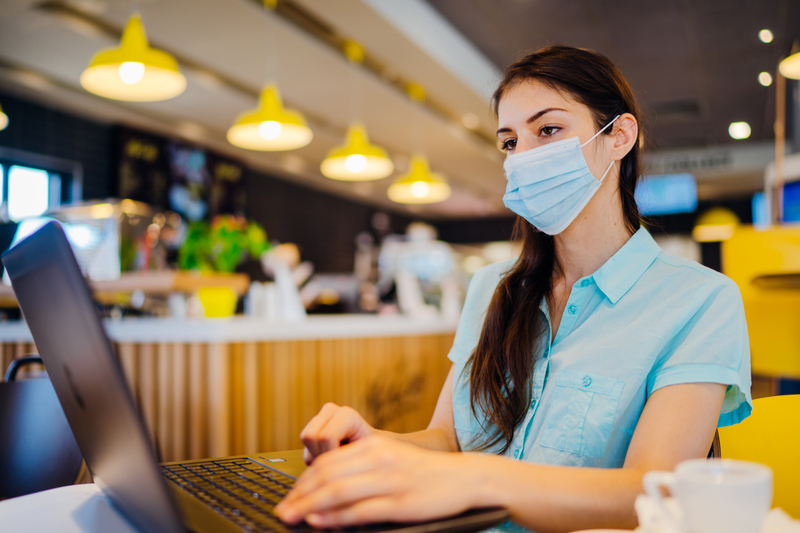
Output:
503 115 620 235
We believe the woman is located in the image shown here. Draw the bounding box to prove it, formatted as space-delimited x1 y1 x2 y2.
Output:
275 46 752 532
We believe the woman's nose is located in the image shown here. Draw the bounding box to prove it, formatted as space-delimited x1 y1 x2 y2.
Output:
514 137 536 154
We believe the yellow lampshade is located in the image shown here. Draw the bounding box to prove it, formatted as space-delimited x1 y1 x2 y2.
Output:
80 13 186 102
227 85 313 151
320 124 394 180
779 52 800 79
387 155 451 204
692 207 740 242
0 102 8 131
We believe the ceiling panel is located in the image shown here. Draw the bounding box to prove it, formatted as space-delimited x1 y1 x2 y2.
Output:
0 0 509 219
427 0 800 150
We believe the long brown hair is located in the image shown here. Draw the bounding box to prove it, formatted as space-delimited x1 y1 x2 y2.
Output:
467 45 644 453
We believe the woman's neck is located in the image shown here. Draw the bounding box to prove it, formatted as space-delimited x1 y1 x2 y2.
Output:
552 182 633 287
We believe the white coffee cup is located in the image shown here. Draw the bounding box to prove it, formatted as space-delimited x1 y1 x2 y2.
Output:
643 459 772 533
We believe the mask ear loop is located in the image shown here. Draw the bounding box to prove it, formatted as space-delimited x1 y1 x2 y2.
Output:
580 114 621 148
582 114 621 183
598 160 616 182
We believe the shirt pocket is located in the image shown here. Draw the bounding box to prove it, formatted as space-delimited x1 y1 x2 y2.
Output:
539 370 625 458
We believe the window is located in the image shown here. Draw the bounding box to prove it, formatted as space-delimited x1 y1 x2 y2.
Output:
7 165 54 222
0 151 79 222
635 173 698 216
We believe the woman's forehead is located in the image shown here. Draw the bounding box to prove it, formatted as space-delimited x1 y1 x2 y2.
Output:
498 80 581 118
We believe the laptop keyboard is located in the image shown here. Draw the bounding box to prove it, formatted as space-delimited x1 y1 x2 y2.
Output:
161 458 316 532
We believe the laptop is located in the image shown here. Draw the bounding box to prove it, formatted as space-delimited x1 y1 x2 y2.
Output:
3 221 509 533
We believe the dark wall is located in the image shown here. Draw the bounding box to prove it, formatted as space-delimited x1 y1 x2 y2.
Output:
0 91 114 200
646 197 753 272
433 198 754 273
645 197 753 235
246 168 413 272
0 90 756 273
434 216 516 243
0 89 415 272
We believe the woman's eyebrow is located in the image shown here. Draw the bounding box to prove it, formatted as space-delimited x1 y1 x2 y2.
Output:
526 107 567 124
496 107 568 136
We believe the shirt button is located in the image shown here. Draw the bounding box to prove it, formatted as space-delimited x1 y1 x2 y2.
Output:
568 305 578 314
582 375 592 387
530 400 535 410
513 449 520 459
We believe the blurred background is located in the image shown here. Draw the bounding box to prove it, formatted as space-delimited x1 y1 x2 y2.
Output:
0 0 799 463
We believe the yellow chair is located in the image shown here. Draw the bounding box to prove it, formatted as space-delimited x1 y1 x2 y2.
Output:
722 226 800 379
718 395 800 517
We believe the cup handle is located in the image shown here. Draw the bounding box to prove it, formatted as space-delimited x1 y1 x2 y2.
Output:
642 471 683 530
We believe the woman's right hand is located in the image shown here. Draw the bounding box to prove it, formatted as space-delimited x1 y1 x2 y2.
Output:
300 403 376 464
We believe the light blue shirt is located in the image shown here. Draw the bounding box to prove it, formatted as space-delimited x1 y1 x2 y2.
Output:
449 227 752 467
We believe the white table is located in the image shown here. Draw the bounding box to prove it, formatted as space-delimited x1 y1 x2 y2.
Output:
0 484 137 532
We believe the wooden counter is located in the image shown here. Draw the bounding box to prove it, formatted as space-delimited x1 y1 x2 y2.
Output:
0 316 457 462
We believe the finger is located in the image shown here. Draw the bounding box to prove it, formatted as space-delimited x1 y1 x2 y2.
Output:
291 436 382 496
300 403 339 458
303 411 365 464
299 403 339 459
277 473 396 524
314 407 366 455
303 446 313 466
305 497 404 528
285 446 381 505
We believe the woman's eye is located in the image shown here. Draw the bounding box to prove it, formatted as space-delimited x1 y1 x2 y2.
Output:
540 126 561 137
500 139 517 151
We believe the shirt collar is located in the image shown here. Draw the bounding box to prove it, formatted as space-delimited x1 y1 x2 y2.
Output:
591 227 661 304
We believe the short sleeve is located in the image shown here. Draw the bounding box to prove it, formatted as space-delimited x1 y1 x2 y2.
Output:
447 260 513 367
646 278 752 427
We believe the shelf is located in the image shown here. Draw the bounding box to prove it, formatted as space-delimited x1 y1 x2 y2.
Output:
0 271 250 307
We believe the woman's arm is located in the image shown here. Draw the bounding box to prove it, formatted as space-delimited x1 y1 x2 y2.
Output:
300 366 460 463
469 381 727 532
277 382 726 533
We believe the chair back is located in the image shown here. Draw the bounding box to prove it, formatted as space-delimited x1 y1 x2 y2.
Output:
0 356 83 499
718 394 800 517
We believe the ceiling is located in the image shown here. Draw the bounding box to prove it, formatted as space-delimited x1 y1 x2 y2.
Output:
0 0 796 220
427 0 800 149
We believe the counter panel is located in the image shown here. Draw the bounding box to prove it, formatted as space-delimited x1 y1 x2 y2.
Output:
2 333 455 462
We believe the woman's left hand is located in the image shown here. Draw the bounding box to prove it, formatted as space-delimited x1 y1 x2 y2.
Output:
274 434 482 528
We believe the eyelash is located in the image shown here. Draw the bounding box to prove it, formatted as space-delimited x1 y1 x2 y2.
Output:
499 125 562 152
540 125 560 137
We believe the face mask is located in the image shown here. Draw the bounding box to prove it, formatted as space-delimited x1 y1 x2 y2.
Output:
502 115 620 235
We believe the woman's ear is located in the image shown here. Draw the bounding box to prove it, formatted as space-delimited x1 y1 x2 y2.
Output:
610 113 638 161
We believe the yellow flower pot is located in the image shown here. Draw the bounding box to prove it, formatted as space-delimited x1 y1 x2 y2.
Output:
197 287 238 318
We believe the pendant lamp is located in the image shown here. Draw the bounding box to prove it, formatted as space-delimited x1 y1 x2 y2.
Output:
80 13 186 102
320 40 392 180
388 155 451 204
0 102 8 131
320 123 393 180
779 42 800 79
227 84 313 151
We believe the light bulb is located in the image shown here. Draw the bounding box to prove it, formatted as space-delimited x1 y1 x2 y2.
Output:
119 61 145 84
728 122 751 140
410 181 430 198
344 154 368 173
258 121 282 140
759 29 774 43
461 113 480 130
758 72 773 86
